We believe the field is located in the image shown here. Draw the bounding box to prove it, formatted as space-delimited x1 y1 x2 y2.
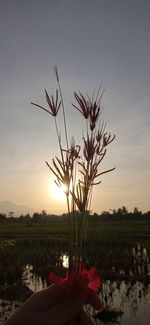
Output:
0 218 150 324
1 218 150 281
1 218 150 242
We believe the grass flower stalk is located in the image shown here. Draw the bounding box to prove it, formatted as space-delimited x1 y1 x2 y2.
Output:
31 66 115 273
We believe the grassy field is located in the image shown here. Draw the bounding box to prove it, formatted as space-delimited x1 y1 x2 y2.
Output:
0 218 150 291
0 219 150 246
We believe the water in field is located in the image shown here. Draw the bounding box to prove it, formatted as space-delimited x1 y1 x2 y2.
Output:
1 268 150 325
21 265 150 325
0 240 150 324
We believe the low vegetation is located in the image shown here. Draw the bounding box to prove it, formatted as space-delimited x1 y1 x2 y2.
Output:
0 207 150 245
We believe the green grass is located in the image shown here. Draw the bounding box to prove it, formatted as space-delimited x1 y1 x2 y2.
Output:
0 219 150 248
0 219 150 287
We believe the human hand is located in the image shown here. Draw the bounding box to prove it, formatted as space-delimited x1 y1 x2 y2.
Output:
5 284 102 325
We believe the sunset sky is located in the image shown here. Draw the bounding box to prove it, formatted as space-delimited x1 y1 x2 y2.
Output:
0 0 150 215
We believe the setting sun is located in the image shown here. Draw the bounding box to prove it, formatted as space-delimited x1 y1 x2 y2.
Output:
50 182 67 201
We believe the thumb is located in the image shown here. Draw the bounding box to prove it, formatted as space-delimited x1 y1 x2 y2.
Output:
37 290 85 325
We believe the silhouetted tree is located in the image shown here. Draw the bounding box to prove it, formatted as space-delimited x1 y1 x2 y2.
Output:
0 213 6 221
32 212 40 222
121 206 128 214
133 207 142 215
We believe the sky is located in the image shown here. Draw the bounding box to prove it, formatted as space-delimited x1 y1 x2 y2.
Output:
0 0 150 215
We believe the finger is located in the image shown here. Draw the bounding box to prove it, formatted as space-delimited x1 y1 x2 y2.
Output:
86 289 103 310
79 310 96 325
38 290 85 325
68 310 96 325
23 285 67 312
68 313 80 325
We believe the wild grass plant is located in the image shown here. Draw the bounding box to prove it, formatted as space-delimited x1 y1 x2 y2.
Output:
31 66 115 271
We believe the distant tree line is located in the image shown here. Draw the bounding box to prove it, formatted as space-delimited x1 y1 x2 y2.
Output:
91 206 150 221
0 206 150 223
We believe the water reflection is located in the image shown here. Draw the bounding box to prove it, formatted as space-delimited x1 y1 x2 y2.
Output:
0 299 19 324
96 281 150 325
0 240 15 247
1 244 150 324
1 272 150 325
19 262 150 324
62 254 69 268
22 264 47 292
132 244 150 275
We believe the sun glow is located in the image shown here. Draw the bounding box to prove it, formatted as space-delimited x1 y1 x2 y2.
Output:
50 182 67 201
62 254 69 268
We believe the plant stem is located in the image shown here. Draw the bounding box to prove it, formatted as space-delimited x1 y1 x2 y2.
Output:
56 75 69 150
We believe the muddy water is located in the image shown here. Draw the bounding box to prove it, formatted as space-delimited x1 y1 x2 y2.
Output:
1 243 150 324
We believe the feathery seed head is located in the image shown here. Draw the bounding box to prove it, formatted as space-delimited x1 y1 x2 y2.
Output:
89 101 101 131
31 89 61 117
72 92 89 119
83 135 96 162
54 65 59 82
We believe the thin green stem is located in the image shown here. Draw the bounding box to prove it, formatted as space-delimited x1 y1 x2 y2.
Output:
54 116 60 145
53 117 65 168
72 162 78 264
56 76 69 150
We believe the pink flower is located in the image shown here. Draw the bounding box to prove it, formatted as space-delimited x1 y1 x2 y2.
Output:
49 264 101 293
